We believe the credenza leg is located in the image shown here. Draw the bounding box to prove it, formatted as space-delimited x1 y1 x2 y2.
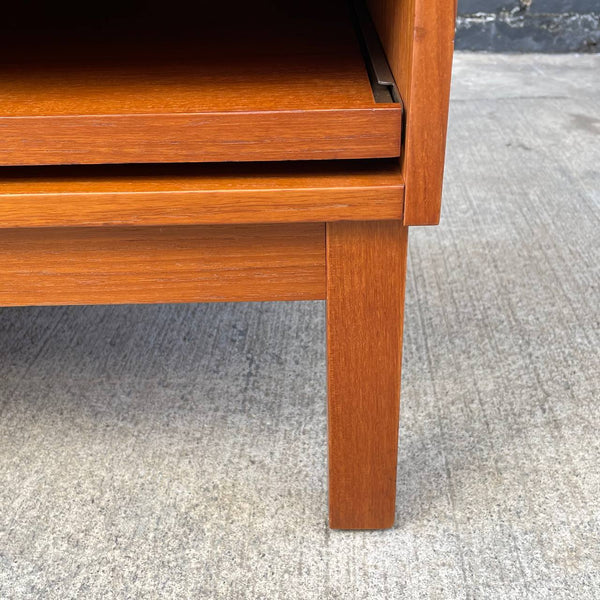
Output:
326 220 408 529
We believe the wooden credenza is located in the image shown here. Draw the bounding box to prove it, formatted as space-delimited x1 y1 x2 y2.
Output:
0 0 455 529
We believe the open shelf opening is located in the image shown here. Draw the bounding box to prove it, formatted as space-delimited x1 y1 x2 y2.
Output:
0 0 402 166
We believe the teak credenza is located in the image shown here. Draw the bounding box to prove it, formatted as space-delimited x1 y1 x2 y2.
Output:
0 0 455 529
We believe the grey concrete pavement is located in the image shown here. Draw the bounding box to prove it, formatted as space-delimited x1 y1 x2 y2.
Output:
1 53 599 599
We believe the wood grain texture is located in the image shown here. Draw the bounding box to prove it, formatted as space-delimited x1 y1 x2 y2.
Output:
326 220 408 529
0 224 325 306
0 111 401 167
0 0 401 165
368 0 456 225
0 161 404 228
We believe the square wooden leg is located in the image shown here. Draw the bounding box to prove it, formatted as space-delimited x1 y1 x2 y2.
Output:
326 220 408 529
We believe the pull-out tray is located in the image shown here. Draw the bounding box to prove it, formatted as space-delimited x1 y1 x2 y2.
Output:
0 0 402 166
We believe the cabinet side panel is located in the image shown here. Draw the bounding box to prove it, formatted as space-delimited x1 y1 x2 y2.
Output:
367 0 456 225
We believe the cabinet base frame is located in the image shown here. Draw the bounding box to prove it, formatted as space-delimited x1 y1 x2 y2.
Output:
0 223 326 306
0 219 408 530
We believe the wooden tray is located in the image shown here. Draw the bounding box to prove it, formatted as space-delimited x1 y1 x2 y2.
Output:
0 0 402 166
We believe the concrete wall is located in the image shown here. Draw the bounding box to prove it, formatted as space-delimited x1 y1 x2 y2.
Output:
456 0 600 52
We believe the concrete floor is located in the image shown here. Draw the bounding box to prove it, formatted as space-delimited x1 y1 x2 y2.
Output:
1 53 599 599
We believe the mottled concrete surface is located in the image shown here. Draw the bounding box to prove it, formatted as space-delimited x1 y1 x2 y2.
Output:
457 0 600 52
1 53 599 599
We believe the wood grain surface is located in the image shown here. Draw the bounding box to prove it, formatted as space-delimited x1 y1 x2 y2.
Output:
0 161 404 228
0 0 401 165
0 224 326 306
368 0 455 225
327 220 408 529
